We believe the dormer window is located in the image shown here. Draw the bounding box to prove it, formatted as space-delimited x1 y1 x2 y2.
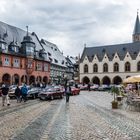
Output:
62 60 64 64
54 59 58 63
48 52 51 56
12 46 19 52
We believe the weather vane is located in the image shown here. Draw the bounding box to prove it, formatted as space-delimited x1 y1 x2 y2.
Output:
137 9 139 15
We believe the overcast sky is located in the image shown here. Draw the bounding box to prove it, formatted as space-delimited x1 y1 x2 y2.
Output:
0 0 139 56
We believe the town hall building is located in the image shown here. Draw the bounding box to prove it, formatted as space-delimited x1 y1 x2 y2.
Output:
80 13 140 85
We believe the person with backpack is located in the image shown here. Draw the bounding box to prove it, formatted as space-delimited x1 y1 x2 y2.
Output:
1 84 10 106
21 84 28 102
14 85 21 103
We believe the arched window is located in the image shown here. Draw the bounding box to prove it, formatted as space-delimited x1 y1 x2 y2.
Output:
103 63 108 72
93 64 98 72
84 64 88 73
114 62 119 72
137 61 140 71
125 62 131 72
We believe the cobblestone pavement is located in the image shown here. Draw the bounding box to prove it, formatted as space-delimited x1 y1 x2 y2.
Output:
1 91 140 140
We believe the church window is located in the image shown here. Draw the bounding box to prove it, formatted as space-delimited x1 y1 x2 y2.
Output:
93 64 98 72
84 64 88 73
103 63 108 72
125 62 131 72
114 63 119 72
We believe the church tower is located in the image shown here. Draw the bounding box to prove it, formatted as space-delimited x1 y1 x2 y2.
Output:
133 11 140 42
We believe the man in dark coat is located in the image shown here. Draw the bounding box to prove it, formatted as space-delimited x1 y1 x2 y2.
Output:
1 84 10 106
15 85 21 103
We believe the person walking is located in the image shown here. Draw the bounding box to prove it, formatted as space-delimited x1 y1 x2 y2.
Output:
88 83 91 91
1 84 10 106
65 83 71 103
14 85 21 103
21 84 28 102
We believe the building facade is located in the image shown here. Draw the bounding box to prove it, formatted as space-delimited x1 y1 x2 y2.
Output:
80 13 140 85
41 39 67 84
0 21 50 85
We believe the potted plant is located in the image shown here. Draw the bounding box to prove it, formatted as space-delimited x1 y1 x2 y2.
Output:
110 86 119 109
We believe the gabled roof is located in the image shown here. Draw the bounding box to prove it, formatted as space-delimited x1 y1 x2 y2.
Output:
41 39 67 67
80 42 140 62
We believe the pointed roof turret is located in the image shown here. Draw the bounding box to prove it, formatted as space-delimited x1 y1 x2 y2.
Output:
133 10 140 35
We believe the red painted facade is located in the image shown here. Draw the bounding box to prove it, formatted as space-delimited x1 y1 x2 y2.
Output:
0 53 50 85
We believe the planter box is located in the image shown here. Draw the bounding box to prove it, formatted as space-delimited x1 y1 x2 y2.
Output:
111 101 118 109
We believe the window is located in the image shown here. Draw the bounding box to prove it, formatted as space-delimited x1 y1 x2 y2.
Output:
4 57 10 66
84 64 88 73
103 63 108 72
137 61 140 71
125 62 131 72
114 63 119 72
27 60 33 68
44 64 48 71
26 46 34 56
13 58 20 67
93 64 98 72
37 63 42 71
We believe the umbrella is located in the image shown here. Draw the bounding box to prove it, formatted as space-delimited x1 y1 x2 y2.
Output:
123 75 140 83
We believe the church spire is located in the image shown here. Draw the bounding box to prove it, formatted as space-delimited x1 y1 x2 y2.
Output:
133 10 140 42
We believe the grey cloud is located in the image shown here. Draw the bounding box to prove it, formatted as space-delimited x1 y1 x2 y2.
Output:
0 0 139 56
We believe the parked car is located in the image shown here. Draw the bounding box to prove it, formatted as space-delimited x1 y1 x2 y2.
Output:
71 87 80 95
27 87 42 99
98 85 111 91
9 85 30 98
38 86 64 100
78 84 88 90
90 84 99 91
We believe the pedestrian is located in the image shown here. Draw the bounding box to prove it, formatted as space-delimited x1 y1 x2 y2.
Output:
88 83 91 91
14 85 21 103
1 84 10 106
65 83 71 103
21 84 28 102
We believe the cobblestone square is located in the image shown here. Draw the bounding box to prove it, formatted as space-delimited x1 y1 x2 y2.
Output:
0 91 140 140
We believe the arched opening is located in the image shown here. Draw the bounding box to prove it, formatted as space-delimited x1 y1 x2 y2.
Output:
82 76 90 84
92 76 100 85
21 75 27 84
137 61 140 71
93 64 98 72
114 62 119 72
29 75 35 85
84 64 88 73
102 76 110 85
103 63 108 72
43 76 48 84
113 76 122 85
126 75 130 78
125 62 131 72
2 73 11 85
12 74 20 85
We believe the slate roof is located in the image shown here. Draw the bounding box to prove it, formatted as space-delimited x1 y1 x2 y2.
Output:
0 21 43 53
41 39 67 67
80 42 140 62
133 14 140 34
